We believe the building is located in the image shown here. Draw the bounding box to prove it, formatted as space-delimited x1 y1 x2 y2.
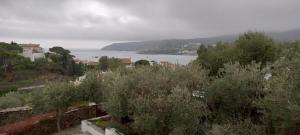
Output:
19 44 45 61
119 58 133 68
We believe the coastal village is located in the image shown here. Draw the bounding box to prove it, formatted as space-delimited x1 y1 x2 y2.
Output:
17 43 176 69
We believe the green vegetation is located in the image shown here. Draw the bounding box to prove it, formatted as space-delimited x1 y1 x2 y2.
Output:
207 63 265 122
0 92 27 109
29 82 78 132
0 43 84 93
103 66 209 134
134 59 150 66
236 32 279 65
258 52 300 134
0 42 31 79
95 119 110 128
46 46 84 76
195 32 279 75
76 71 105 103
98 56 125 71
2 32 300 134
0 85 17 97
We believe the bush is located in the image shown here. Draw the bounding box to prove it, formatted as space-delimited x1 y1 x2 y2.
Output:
258 56 300 134
0 92 25 109
208 119 265 135
134 59 150 67
0 86 17 97
207 63 265 122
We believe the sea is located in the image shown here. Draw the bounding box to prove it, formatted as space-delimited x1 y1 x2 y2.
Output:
69 49 197 65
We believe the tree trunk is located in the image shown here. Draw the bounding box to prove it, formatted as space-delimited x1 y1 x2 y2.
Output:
56 109 63 133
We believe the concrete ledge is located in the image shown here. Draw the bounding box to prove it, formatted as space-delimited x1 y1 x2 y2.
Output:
82 119 105 135
81 115 123 135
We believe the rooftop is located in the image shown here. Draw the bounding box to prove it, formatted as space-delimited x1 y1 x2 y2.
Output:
19 44 41 48
120 58 132 65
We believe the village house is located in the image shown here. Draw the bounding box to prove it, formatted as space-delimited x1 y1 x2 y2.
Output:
119 58 133 68
19 44 45 61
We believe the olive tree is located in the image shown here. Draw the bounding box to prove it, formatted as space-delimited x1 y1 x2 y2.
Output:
207 63 266 123
259 56 300 134
30 82 77 132
104 65 210 135
77 70 105 103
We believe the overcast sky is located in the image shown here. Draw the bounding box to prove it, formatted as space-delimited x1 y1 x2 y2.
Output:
0 0 300 48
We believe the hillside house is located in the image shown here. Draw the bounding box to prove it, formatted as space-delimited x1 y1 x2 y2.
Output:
19 44 45 61
120 58 133 68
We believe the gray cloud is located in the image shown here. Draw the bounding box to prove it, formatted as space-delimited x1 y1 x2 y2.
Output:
0 0 300 48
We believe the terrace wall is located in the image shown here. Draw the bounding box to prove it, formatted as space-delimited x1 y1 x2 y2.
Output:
0 106 32 126
0 104 101 135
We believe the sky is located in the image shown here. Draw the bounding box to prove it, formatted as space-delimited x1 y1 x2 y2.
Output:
0 0 300 49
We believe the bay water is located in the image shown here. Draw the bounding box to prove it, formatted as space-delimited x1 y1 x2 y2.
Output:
70 49 197 65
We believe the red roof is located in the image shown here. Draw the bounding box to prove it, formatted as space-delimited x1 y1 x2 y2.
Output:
120 58 132 65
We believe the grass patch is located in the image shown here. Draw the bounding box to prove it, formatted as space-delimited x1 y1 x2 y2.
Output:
95 120 110 128
0 80 35 91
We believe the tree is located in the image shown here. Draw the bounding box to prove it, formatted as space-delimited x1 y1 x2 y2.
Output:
73 62 85 76
195 43 238 76
49 46 70 55
236 32 279 66
207 63 265 122
134 59 150 67
104 65 209 134
98 56 124 71
30 82 77 132
0 42 22 53
99 56 109 71
48 46 83 76
0 42 23 74
258 55 300 134
77 71 104 103
103 68 132 121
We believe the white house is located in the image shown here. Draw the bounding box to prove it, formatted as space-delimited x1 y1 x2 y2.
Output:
19 44 45 61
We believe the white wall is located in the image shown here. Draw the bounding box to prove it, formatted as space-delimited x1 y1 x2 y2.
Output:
33 53 45 61
81 115 122 135
81 120 105 135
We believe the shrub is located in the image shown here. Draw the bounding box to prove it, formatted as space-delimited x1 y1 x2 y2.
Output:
0 86 17 97
0 92 25 109
207 63 265 122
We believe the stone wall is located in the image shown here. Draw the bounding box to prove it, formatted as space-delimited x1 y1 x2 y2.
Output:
0 104 100 135
0 106 33 126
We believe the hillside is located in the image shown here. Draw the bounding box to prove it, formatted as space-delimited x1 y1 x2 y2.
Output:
101 29 300 55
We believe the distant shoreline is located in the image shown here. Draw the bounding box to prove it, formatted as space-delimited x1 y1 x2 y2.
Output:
70 50 197 65
71 48 197 56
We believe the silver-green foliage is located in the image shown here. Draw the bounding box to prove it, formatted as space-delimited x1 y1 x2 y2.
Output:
29 82 77 132
259 55 300 134
207 63 266 122
0 92 25 109
77 71 104 103
104 65 209 135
